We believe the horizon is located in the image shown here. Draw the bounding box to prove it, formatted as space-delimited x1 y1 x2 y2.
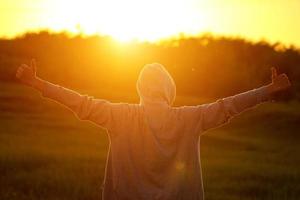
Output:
2 30 298 52
1 0 300 46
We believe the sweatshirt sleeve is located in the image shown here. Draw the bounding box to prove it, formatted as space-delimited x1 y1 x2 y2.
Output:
41 81 126 131
182 85 271 135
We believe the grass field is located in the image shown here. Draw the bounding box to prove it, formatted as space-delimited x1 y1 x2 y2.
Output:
1 82 300 200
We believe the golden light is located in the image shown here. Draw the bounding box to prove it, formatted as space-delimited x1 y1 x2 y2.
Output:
42 0 209 42
2 0 300 46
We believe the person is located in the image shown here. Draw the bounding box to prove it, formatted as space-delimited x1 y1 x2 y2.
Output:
16 60 291 200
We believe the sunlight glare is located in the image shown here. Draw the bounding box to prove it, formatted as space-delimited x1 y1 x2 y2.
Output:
45 0 208 42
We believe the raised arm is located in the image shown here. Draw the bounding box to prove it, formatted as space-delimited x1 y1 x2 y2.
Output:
16 59 46 92
199 67 291 132
15 59 123 129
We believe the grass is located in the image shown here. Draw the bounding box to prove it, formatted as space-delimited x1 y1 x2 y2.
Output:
1 82 300 199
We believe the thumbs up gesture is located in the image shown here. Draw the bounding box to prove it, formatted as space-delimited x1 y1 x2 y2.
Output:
268 67 291 94
16 59 38 86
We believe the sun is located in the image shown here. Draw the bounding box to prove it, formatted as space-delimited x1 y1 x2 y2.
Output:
44 0 209 42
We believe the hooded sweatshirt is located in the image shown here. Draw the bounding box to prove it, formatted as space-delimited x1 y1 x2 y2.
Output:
41 63 270 200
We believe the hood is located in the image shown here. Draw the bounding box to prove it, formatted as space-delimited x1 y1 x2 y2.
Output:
137 63 176 106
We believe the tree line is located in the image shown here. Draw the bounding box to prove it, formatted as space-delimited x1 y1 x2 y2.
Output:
0 31 299 101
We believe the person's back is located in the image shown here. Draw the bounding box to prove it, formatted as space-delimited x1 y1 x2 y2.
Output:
16 61 291 200
103 103 204 200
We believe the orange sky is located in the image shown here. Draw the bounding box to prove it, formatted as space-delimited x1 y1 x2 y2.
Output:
1 0 300 46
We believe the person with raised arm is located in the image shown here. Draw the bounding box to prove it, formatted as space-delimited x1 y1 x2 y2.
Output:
16 59 291 200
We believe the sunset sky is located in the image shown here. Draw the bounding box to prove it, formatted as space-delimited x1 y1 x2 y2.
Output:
1 0 300 46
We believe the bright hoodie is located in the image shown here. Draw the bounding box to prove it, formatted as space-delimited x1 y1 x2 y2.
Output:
41 63 270 200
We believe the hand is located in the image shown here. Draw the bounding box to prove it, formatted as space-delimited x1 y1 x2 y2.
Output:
16 59 38 87
268 67 291 94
